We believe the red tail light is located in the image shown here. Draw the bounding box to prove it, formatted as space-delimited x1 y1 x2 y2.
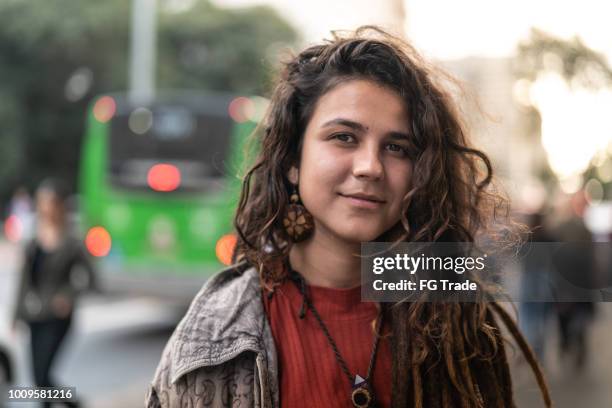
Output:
85 226 112 257
147 164 181 192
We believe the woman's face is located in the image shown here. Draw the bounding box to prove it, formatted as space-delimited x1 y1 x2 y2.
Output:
290 79 413 244
36 190 63 224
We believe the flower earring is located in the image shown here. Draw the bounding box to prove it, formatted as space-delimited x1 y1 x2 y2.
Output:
283 184 314 242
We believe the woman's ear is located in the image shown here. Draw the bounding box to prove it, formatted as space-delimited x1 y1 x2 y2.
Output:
287 166 299 185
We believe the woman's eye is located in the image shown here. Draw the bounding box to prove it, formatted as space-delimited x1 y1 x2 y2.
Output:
333 133 355 143
386 143 409 155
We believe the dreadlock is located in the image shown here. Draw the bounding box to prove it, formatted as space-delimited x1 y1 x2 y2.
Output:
390 301 551 407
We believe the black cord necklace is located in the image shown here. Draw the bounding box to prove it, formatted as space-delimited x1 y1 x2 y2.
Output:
287 266 384 408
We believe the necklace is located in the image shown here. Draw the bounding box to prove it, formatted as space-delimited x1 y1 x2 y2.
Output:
287 266 385 408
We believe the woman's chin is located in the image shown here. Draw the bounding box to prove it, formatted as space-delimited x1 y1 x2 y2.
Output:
315 220 388 245
334 229 383 245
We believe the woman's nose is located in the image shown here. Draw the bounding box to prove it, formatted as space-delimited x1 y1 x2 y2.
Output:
352 146 384 180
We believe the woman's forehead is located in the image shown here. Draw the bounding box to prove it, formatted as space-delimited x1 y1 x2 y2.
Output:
307 79 410 132
36 189 60 201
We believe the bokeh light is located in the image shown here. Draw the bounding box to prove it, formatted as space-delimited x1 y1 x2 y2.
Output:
530 73 612 179
249 96 270 122
93 96 117 123
585 178 604 204
128 107 153 134
147 163 181 192
596 159 612 183
215 234 237 266
228 96 255 123
85 226 112 257
3 214 22 243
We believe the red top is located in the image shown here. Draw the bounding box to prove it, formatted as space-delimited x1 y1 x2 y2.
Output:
262 275 392 408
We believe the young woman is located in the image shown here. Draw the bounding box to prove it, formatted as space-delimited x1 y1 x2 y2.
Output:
147 26 550 408
13 179 95 408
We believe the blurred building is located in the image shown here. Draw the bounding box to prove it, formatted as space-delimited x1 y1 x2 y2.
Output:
441 56 547 203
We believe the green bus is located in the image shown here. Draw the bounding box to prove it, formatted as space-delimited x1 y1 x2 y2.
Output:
78 91 260 301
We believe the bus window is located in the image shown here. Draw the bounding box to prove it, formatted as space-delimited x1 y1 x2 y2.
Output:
108 104 234 192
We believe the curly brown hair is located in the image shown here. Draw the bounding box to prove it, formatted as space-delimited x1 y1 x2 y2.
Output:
233 26 550 407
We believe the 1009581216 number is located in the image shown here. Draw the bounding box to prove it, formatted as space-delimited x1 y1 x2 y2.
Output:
5 386 75 402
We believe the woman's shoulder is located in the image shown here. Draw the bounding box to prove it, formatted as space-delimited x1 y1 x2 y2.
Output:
178 260 264 338
168 260 265 353
146 261 266 407
190 261 260 307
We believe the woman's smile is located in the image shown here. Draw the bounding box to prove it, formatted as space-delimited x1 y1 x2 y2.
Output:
338 192 386 210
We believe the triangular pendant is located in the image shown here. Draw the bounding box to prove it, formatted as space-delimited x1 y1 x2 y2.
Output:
351 376 373 408
354 374 367 386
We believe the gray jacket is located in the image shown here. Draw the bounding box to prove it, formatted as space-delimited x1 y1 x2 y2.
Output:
145 262 279 408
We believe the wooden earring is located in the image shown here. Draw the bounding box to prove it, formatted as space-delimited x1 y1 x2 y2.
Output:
283 185 314 242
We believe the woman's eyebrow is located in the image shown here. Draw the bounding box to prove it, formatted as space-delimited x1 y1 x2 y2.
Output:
321 118 367 132
387 131 411 141
321 117 410 140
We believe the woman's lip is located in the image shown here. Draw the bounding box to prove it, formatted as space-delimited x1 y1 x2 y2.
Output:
339 193 385 209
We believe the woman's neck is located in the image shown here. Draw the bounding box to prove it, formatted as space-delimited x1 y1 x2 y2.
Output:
36 220 65 251
289 228 362 289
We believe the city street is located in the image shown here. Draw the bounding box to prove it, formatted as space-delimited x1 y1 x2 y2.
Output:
1 241 179 407
1 239 612 407
513 302 612 407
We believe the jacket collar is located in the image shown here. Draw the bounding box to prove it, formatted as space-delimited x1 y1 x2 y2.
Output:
169 261 269 383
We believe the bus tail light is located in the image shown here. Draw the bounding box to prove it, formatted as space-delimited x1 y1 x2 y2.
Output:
86 226 112 257
215 234 237 266
147 163 181 192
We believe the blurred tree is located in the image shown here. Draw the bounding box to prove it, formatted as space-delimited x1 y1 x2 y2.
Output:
514 29 612 198
516 28 612 89
0 0 297 212
158 1 296 93
0 0 131 209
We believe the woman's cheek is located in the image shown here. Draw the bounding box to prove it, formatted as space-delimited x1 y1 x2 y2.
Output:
304 153 343 195
314 148 344 173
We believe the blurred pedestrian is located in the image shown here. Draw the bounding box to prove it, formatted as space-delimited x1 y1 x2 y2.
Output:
551 190 597 370
12 179 96 407
8 186 33 217
519 211 554 364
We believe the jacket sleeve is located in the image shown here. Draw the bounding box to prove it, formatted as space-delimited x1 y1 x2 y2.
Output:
55 241 98 305
13 241 35 325
69 242 98 294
